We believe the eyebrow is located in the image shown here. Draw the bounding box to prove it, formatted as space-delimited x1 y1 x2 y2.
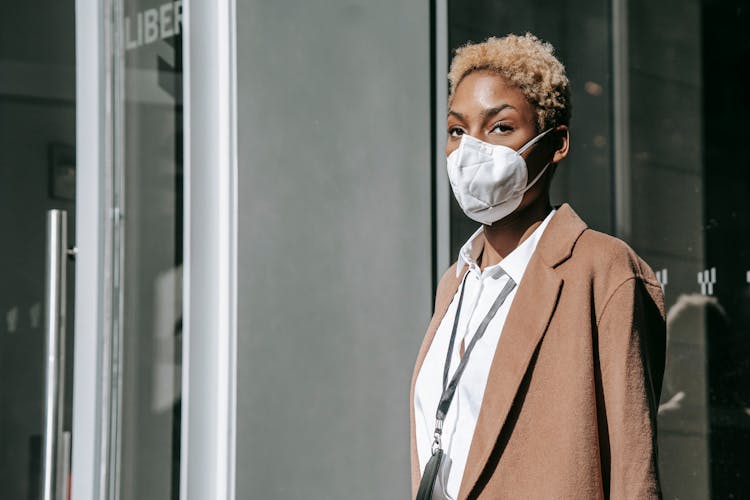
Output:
447 109 466 121
447 104 515 121
480 104 515 119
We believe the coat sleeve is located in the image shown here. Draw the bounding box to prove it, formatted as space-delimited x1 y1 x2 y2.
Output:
596 276 666 499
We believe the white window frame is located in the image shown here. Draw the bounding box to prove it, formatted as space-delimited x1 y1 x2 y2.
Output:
71 0 239 498
181 0 238 499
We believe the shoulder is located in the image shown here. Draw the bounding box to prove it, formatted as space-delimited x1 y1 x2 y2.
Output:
431 261 473 313
564 228 664 321
546 204 656 288
437 262 460 284
435 261 461 296
571 228 660 289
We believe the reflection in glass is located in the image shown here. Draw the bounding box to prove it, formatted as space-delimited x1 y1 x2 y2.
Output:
113 1 183 499
0 1 76 499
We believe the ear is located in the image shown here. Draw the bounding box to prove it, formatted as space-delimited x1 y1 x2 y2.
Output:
551 125 570 164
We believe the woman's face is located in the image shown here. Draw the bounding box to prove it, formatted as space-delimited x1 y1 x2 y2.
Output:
446 70 539 155
446 70 567 215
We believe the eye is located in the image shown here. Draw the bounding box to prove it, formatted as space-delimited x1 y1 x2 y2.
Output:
490 123 513 134
448 126 465 138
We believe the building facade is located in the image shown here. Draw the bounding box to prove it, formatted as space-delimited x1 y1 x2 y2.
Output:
0 0 748 498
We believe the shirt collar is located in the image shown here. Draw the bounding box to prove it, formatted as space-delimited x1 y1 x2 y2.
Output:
456 209 557 284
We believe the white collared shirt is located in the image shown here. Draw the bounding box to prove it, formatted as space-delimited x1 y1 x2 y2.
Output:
414 209 555 498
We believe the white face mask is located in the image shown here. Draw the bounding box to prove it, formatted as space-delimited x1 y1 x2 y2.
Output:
446 129 553 225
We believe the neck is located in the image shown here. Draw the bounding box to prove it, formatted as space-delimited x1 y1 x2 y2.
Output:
480 197 552 270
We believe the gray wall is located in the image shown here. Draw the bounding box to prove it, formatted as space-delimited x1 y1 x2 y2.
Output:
235 1 433 498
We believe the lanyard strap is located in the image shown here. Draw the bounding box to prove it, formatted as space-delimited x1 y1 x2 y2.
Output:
432 268 516 452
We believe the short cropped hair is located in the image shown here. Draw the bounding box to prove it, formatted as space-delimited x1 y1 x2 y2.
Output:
448 33 571 131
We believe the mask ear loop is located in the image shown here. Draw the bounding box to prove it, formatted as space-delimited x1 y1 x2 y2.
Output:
517 128 555 193
521 162 552 194
517 127 553 155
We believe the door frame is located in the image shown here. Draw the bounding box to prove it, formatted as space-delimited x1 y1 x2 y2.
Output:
71 0 239 499
71 0 113 498
181 0 238 499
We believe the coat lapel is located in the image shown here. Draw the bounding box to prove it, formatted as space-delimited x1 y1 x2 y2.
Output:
457 204 587 499
456 256 562 498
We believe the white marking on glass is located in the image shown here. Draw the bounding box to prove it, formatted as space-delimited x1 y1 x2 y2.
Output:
698 267 716 296
655 269 668 292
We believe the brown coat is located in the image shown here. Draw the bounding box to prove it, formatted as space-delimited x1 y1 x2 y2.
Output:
410 203 666 499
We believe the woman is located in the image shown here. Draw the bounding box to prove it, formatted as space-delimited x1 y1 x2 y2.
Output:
410 34 666 499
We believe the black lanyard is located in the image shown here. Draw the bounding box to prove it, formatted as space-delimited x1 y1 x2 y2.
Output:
431 268 516 453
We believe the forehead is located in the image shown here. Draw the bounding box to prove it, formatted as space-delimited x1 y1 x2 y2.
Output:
450 70 535 120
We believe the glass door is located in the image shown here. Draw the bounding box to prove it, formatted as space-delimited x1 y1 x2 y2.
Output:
2 1 183 499
0 2 77 500
109 1 184 499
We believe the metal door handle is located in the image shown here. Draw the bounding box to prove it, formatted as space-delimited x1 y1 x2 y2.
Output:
41 209 68 500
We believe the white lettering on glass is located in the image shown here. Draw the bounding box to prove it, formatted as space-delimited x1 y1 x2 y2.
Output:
144 8 159 44
125 13 142 50
174 0 183 35
124 1 183 51
160 3 173 38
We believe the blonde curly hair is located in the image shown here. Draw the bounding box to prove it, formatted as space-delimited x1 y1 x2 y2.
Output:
448 33 571 131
